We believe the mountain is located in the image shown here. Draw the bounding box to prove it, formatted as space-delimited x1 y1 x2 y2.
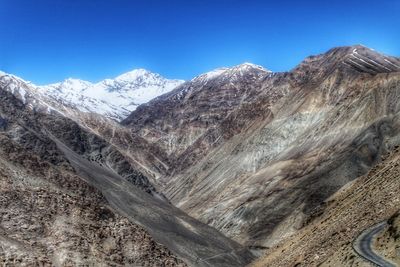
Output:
122 62 272 157
122 45 400 251
0 71 254 266
38 69 184 121
253 145 400 266
1 45 400 266
0 73 184 266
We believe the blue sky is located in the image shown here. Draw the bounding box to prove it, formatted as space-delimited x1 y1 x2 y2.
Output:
0 0 399 84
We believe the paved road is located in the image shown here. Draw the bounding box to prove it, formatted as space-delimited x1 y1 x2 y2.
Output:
353 221 397 267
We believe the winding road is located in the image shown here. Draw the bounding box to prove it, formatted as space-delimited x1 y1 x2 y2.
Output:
353 221 397 267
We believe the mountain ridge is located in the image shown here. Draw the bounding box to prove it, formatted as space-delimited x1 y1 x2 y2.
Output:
120 45 400 250
1 45 400 266
37 69 184 121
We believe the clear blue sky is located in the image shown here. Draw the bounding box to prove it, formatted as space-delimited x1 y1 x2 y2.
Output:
0 0 399 84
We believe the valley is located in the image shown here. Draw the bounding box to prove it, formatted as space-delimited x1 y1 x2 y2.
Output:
1 45 400 266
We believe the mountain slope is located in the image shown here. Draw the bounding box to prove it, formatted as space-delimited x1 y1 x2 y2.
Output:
0 77 185 266
38 69 184 121
0 72 178 185
122 46 400 250
252 145 400 266
122 63 273 169
0 72 254 266
2 45 400 266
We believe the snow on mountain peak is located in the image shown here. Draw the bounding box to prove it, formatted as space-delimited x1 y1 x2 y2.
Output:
114 68 153 82
2 63 269 122
38 69 184 121
58 78 93 91
195 68 229 82
193 62 270 84
235 62 270 72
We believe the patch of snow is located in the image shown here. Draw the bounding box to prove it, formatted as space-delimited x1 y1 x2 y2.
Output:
347 58 368 70
350 54 377 69
19 86 27 103
384 58 400 69
236 62 270 72
114 68 150 82
361 56 392 71
192 62 270 83
194 68 229 82
174 62 270 101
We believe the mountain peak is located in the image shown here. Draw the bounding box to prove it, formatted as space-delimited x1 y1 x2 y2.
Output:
114 68 154 82
294 45 400 76
194 67 229 82
37 69 184 121
335 45 400 74
192 62 270 83
232 62 270 72
323 44 377 58
63 78 93 86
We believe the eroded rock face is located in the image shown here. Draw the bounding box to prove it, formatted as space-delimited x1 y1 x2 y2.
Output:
2 45 400 266
252 146 400 267
0 73 254 267
0 100 184 266
0 116 7 131
123 45 400 248
122 63 273 160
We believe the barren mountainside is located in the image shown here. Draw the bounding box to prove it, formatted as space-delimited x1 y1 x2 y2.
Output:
0 72 254 266
252 145 400 266
1 45 400 266
122 45 400 251
0 83 185 266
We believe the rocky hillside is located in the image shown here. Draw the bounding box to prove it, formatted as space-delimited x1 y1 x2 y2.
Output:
374 212 400 266
252 145 400 266
1 45 400 266
0 73 178 184
0 72 254 266
0 79 184 266
0 138 185 266
122 45 400 251
122 63 271 157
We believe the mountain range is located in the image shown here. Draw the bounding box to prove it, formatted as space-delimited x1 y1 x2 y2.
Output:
0 45 400 266
38 69 183 121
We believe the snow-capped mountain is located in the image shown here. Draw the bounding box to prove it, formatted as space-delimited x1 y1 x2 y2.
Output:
0 72 68 115
38 69 184 121
192 63 269 84
170 63 271 101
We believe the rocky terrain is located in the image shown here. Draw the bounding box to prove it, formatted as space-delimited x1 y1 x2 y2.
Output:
0 83 185 266
252 145 400 266
123 45 400 250
0 73 253 266
1 45 400 266
373 212 400 266
0 152 185 267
